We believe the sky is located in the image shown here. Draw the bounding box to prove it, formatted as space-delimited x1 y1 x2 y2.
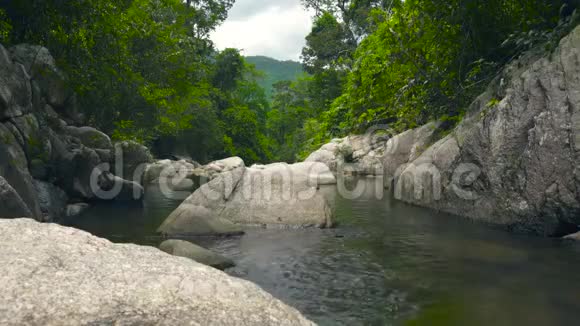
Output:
210 0 313 61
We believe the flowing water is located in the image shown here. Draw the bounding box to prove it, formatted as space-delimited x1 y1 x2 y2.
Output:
68 178 580 325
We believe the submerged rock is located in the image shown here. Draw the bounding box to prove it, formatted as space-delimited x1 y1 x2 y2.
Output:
159 239 235 270
563 232 580 241
0 219 314 326
66 203 90 218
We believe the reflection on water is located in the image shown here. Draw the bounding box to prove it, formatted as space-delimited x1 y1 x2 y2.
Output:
69 178 580 325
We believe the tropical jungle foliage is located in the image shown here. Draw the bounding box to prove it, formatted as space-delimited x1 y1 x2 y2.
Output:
267 0 579 160
1 0 578 163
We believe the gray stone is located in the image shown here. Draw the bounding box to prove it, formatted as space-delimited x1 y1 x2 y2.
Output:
97 172 144 201
0 218 314 326
65 126 112 150
10 114 52 165
0 176 32 218
393 25 580 236
66 203 90 218
0 123 41 219
160 164 334 234
113 141 153 184
563 231 580 241
51 140 102 199
205 156 245 174
0 44 31 120
159 239 235 270
220 165 333 227
33 180 68 222
158 204 244 236
9 44 70 108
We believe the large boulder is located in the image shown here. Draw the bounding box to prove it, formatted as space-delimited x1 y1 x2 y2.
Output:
159 239 235 270
51 137 102 199
0 176 32 218
9 44 70 109
0 123 41 219
0 44 31 120
205 156 245 175
382 122 440 188
9 114 52 179
0 219 314 326
65 126 112 150
158 203 244 236
33 180 68 222
144 159 200 191
394 25 580 236
306 133 393 176
96 172 144 201
113 140 154 184
160 163 334 234
305 138 345 172
220 165 333 227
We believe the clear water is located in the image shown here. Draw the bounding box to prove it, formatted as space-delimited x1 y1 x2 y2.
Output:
68 178 580 326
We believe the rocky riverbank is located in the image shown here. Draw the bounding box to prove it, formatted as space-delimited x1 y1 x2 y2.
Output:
307 25 580 237
0 43 151 222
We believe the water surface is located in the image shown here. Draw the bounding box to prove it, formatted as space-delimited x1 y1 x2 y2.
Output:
69 178 580 325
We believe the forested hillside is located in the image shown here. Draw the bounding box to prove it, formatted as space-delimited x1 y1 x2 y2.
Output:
245 56 303 99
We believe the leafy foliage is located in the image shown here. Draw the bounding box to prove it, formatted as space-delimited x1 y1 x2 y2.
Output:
0 0 275 164
297 0 574 148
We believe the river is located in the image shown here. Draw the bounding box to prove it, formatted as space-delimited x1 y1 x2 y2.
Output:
67 177 580 325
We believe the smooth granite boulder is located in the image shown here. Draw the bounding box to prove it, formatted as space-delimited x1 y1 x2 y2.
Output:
0 219 314 326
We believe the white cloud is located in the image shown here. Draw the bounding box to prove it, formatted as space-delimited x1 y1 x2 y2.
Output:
210 0 313 61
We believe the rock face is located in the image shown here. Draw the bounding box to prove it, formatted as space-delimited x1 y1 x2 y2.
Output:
65 126 112 150
144 159 199 191
9 44 70 109
159 239 235 270
0 43 144 222
33 180 68 222
144 156 247 192
0 176 32 218
393 25 580 236
0 219 314 326
0 45 31 119
204 156 245 175
0 123 42 219
159 163 334 235
158 203 244 236
113 140 154 184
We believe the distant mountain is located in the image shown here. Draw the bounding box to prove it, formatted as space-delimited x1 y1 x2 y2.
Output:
245 56 304 99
